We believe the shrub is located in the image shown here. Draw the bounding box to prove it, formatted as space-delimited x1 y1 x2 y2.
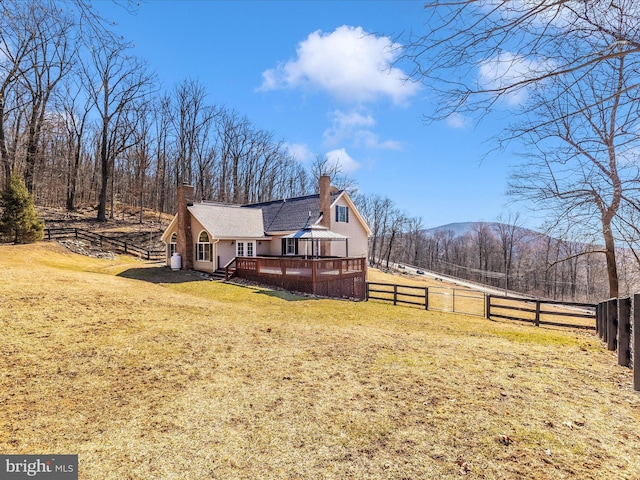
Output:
0 173 44 243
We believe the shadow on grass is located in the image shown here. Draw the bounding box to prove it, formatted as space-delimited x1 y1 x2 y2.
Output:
117 266 204 284
254 290 313 302
225 280 314 302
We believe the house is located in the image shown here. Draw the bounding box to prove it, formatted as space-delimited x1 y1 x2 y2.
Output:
161 175 371 298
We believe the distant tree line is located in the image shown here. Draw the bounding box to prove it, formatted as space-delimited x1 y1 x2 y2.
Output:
0 0 314 223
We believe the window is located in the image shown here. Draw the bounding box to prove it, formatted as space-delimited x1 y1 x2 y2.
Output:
336 205 349 223
168 232 177 257
285 238 298 255
237 241 255 257
196 231 211 262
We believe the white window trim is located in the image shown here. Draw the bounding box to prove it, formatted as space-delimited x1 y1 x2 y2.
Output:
196 231 212 262
237 240 256 257
285 238 297 255
168 232 177 257
336 205 349 223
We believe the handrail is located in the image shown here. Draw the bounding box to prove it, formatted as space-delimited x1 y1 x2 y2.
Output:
224 257 237 280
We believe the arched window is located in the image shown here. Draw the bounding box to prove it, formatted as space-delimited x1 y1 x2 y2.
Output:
196 231 212 262
168 232 177 257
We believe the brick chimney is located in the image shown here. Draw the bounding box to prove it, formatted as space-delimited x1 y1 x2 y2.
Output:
176 183 194 270
319 175 331 256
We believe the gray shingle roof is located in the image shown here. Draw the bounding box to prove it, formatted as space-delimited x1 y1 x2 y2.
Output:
243 192 341 233
188 203 265 239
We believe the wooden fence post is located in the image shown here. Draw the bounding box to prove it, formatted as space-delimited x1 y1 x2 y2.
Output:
617 297 631 368
485 295 491 319
393 284 398 306
365 282 369 302
453 289 456 313
596 302 603 339
607 298 618 352
634 294 640 392
424 287 428 311
603 301 609 344
535 300 541 327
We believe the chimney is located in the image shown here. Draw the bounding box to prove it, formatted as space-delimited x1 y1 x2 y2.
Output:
319 175 331 256
319 175 331 229
176 183 195 270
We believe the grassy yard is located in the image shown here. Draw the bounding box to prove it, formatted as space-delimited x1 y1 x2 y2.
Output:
1 243 639 479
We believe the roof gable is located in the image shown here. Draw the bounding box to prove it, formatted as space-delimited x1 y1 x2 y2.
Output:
189 203 265 239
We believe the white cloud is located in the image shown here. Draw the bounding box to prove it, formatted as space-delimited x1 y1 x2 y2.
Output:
323 109 374 146
323 108 402 150
259 25 420 105
477 51 555 106
325 148 360 173
446 112 469 129
284 142 314 163
353 130 402 150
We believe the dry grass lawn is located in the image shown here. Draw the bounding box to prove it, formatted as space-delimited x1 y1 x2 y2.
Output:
1 243 639 479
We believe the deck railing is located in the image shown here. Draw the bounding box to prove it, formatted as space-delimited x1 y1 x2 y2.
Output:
232 256 367 300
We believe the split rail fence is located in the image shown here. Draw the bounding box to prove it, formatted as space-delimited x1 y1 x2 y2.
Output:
486 295 596 330
366 282 596 329
596 295 639 391
44 227 165 261
365 282 486 317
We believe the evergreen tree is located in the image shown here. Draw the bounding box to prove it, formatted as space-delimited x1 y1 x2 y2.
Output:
0 173 44 243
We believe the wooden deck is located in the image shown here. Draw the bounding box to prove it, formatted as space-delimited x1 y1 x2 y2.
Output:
227 256 367 300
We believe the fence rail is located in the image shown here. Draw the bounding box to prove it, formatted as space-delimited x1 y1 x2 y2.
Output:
486 294 596 330
366 282 596 328
366 282 429 309
366 282 486 317
44 227 165 261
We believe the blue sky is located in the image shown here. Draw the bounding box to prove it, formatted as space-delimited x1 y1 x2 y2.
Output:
96 0 521 229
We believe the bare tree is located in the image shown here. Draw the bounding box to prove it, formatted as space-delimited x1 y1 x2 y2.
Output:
384 209 406 268
508 49 640 298
402 1 640 120
310 155 357 195
494 213 528 293
20 0 76 196
404 1 640 298
58 73 92 211
82 42 155 221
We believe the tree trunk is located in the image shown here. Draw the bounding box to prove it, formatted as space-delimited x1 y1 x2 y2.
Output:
602 219 619 298
97 123 109 222
66 142 81 211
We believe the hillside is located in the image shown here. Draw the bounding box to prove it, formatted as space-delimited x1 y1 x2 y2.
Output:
426 221 542 242
1 243 639 479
